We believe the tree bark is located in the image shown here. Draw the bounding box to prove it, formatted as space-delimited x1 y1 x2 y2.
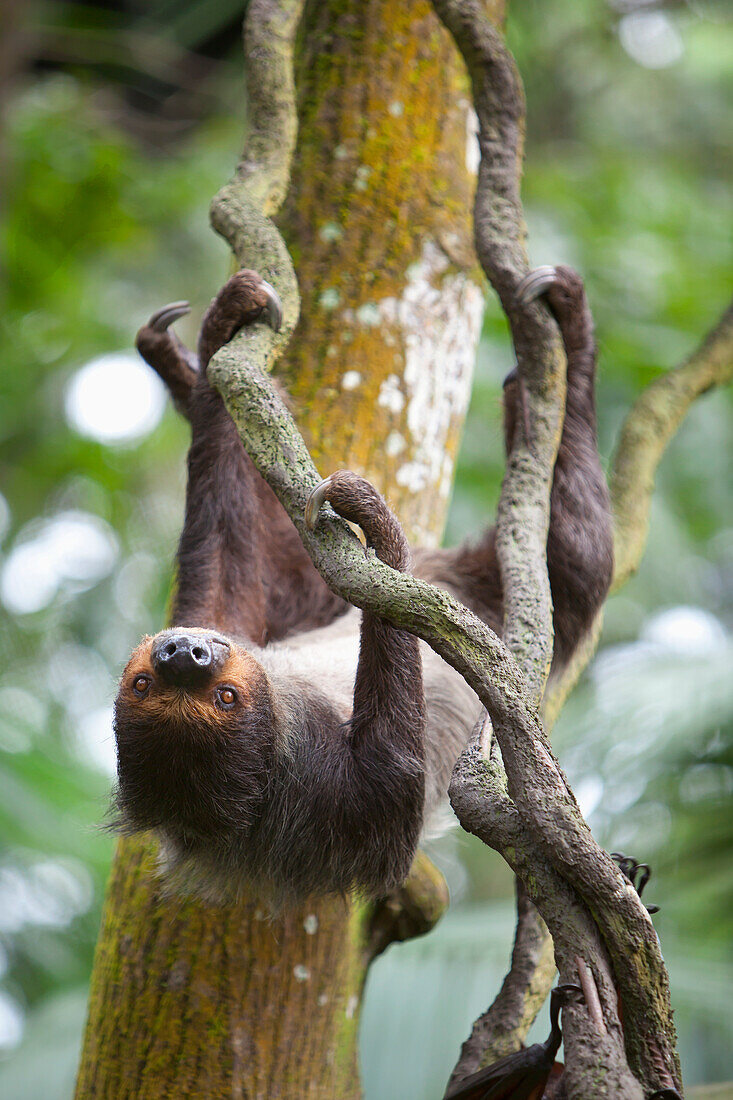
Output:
74 2 484 1096
278 0 486 542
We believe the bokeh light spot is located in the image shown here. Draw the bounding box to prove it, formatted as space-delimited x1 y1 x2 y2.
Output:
1 511 118 615
618 11 684 69
642 606 726 656
65 353 166 444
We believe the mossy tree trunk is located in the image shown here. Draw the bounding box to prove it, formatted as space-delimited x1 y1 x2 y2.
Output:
279 0 488 542
74 3 489 1097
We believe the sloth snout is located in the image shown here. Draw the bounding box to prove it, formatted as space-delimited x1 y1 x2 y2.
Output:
151 631 226 687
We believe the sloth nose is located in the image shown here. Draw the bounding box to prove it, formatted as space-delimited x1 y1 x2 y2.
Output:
151 632 215 686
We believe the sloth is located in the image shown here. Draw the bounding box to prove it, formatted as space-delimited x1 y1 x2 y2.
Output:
113 264 613 904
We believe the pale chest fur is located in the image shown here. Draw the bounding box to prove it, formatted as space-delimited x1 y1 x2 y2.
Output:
257 607 483 817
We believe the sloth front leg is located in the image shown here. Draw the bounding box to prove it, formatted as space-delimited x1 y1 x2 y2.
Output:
171 271 283 641
307 471 426 892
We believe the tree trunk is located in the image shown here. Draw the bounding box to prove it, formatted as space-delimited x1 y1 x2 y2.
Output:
74 2 486 1096
279 0 486 541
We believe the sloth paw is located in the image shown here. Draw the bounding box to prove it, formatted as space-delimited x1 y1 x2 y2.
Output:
305 471 386 532
136 299 199 413
198 271 283 372
305 471 409 572
212 270 283 334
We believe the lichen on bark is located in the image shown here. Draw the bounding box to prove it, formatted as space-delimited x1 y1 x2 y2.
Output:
277 0 485 546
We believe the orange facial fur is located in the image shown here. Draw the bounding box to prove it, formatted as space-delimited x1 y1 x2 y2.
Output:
119 631 266 734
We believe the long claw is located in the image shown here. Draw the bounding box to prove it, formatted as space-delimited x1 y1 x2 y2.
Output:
635 864 651 896
611 852 633 878
554 982 584 1005
149 302 191 332
612 852 660 916
260 280 283 332
305 476 335 530
516 265 558 305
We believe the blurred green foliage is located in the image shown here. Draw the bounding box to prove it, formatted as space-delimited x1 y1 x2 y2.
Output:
0 1 730 1097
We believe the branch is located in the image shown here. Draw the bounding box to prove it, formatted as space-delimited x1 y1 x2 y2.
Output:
209 0 305 356
420 7 721 1091
447 724 640 1096
611 299 733 588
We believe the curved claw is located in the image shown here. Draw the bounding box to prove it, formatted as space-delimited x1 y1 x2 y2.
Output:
516 265 558 306
149 301 191 332
635 864 651 896
553 982 585 1007
625 858 641 883
259 280 283 333
612 853 660 916
611 851 634 878
305 476 335 530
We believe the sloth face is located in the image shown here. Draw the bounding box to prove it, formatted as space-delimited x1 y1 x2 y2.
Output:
113 628 277 844
117 627 263 726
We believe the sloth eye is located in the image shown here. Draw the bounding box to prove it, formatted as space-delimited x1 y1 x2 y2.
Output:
132 675 151 697
215 686 237 710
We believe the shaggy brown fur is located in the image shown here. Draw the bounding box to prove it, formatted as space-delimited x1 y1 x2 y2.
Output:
115 265 613 904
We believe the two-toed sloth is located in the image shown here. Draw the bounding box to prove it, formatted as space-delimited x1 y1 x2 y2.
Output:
113 265 613 904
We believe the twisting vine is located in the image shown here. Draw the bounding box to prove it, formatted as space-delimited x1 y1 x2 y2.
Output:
210 0 305 357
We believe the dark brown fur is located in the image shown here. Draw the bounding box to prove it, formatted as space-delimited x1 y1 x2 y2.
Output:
115 266 613 903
